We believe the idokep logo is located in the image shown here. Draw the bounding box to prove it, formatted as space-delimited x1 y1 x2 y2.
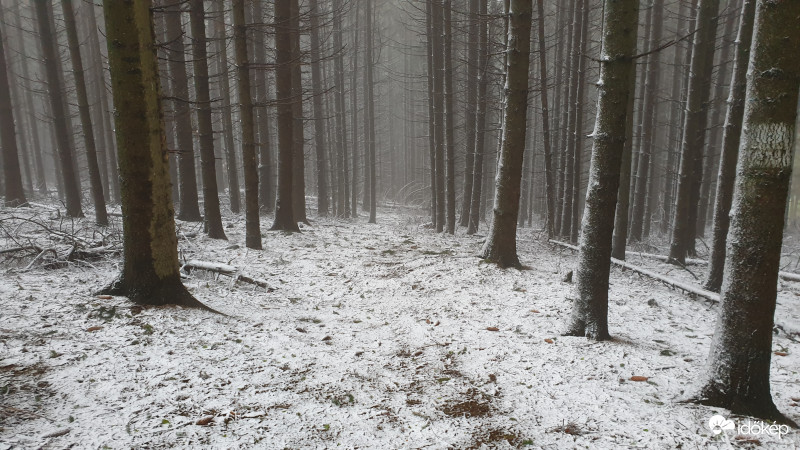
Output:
707 414 791 439
708 415 735 435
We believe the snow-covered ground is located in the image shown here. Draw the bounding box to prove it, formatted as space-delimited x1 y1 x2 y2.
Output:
1 204 798 449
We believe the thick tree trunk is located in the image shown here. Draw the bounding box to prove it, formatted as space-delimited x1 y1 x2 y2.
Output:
703 0 755 292
668 0 720 263
163 3 202 222
0 8 26 207
480 0 532 268
33 0 83 217
691 0 800 425
214 0 241 214
271 0 300 232
100 0 210 311
188 0 226 239
232 0 264 246
565 0 639 340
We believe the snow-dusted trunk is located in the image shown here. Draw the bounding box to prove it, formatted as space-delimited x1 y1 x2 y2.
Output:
697 0 800 423
703 0 755 293
564 0 639 340
480 0 532 268
668 0 720 263
100 0 208 310
691 0 800 426
232 0 264 246
271 0 299 233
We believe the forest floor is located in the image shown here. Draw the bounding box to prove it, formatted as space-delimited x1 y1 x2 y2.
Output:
1 202 799 449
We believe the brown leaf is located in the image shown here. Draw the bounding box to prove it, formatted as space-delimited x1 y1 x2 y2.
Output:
196 417 214 426
486 327 499 332
530 309 540 313
774 351 788 357
544 338 554 344
434 321 440 326
322 336 332 341
86 326 103 332
96 295 112 300
792 397 800 402
629 376 649 382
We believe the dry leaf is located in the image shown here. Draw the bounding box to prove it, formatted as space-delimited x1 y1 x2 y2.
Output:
486 327 499 332
196 417 214 426
629 376 648 382
86 326 103 332
531 309 540 313
544 338 554 344
774 351 788 356
97 295 112 300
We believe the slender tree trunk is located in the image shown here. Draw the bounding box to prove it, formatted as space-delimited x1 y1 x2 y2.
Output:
350 8 360 219
443 0 455 233
703 0 755 292
536 0 556 237
611 61 638 260
100 0 209 310
565 0 639 340
33 0 83 217
569 0 589 244
62 0 108 224
480 0 532 268
233 0 264 246
271 0 300 232
0 8 26 207
251 0 275 215
459 0 480 228
188 0 226 239
309 0 329 217
164 2 202 221
214 0 241 214
668 0 720 264
290 0 308 224
467 0 488 235
431 0 446 231
332 0 349 218
425 0 437 227
691 0 800 425
365 0 377 223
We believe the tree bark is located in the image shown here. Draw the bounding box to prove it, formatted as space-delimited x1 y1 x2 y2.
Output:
214 0 241 214
233 0 264 246
459 0 480 228
309 0 329 217
691 0 800 426
443 0 455 234
332 0 350 218
480 0 532 268
188 0 226 239
364 0 377 224
0 7 26 207
564 0 639 340
535 0 556 238
466 0 489 236
33 0 83 217
703 0 755 292
251 0 275 215
668 0 720 263
290 0 308 224
100 0 211 311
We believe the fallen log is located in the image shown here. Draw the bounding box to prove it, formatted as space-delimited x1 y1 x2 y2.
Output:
549 240 720 303
181 260 272 290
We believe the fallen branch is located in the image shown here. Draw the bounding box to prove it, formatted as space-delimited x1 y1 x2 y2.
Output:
0 245 43 255
182 260 272 290
549 240 720 303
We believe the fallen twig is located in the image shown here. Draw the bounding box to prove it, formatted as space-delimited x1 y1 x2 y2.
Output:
182 259 273 290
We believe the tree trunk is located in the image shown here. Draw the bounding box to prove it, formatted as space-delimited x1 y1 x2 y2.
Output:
425 0 437 227
611 60 637 260
480 0 532 268
33 0 83 217
467 0 489 236
535 0 556 238
569 0 589 244
350 8 360 218
0 7 26 207
232 0 264 246
459 0 480 228
251 0 275 215
163 3 201 221
214 0 241 214
271 0 300 232
431 0 446 231
691 0 800 425
668 0 720 264
364 0 377 224
332 0 349 218
100 0 210 311
188 0 226 239
61 0 108 224
565 0 639 340
443 0 455 234
309 0 329 217
703 0 755 292
290 0 308 224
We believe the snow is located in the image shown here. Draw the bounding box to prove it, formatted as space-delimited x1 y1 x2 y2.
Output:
1 204 799 448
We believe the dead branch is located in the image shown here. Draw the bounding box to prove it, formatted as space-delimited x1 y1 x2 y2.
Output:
181 260 273 290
